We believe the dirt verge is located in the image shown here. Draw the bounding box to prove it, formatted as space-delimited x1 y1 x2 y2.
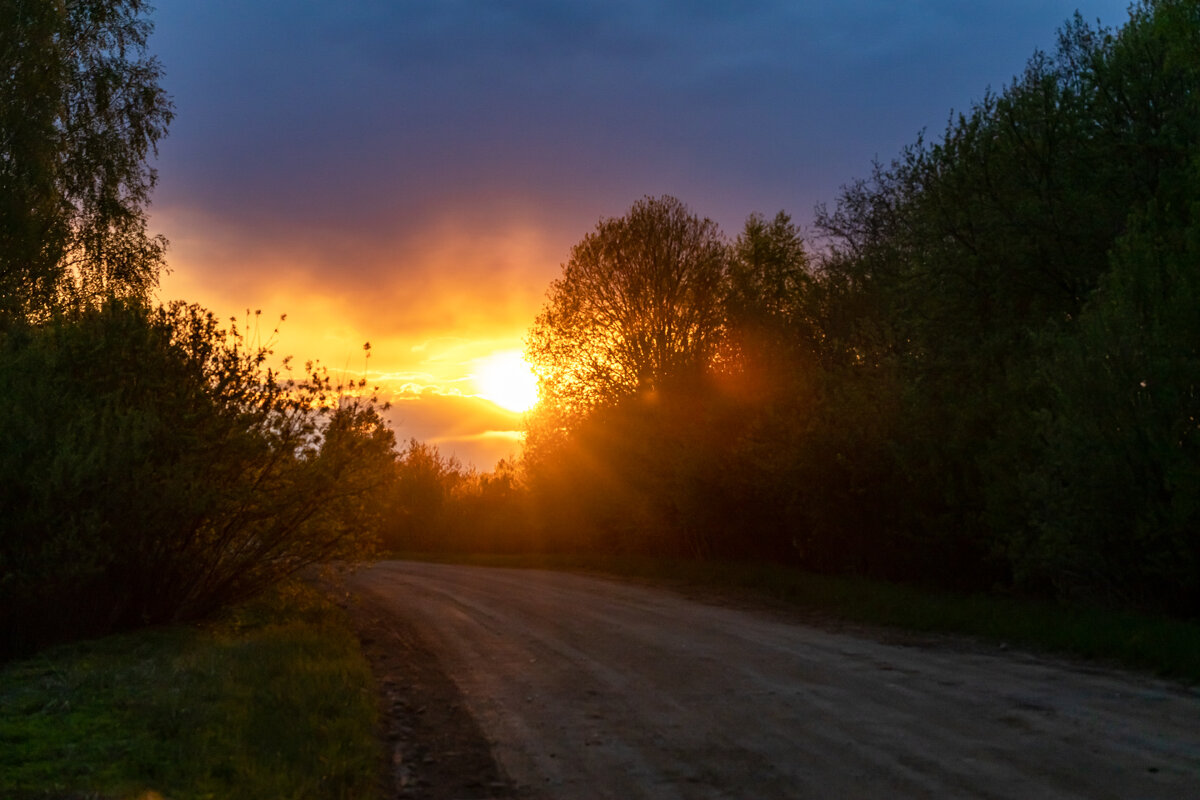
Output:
328 578 515 800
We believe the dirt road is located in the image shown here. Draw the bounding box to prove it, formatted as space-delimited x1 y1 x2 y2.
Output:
347 561 1200 799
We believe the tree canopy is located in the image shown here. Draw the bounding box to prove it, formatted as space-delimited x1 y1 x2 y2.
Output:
526 195 729 427
0 0 172 320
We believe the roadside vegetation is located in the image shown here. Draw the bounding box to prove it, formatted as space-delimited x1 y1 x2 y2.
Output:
0 2 394 661
0 580 381 800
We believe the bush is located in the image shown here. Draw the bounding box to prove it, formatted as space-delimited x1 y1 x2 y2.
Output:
0 301 394 658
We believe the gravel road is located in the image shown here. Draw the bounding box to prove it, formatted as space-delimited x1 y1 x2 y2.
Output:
347 560 1200 799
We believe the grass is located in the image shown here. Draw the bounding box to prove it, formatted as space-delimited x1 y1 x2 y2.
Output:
392 552 1200 685
0 579 381 800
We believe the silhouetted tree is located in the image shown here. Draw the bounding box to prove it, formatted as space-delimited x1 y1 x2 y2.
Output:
0 302 395 657
0 0 172 320
726 212 810 336
721 210 818 399
504 2 1200 610
526 195 729 430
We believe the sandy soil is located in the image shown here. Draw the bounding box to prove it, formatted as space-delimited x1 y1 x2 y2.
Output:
346 560 1200 799
334 579 514 799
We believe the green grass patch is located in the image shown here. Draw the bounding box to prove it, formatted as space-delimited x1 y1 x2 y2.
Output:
0 580 381 800
392 552 1200 684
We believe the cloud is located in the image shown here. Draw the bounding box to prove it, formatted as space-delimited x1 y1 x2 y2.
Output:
154 204 562 375
380 388 525 470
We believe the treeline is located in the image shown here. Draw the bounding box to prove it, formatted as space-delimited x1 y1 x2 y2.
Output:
383 2 1200 617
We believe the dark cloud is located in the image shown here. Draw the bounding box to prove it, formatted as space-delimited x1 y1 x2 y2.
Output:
153 0 1130 236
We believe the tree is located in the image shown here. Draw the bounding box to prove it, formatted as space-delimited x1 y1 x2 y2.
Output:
525 195 729 426
727 211 810 331
0 0 172 320
722 211 817 396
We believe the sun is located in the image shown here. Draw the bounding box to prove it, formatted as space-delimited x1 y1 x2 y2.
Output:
474 350 539 413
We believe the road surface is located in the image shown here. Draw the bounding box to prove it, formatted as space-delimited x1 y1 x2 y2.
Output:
347 560 1200 799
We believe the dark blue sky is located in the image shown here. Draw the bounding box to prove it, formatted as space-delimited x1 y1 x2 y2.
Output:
151 1 1130 232
146 0 1133 466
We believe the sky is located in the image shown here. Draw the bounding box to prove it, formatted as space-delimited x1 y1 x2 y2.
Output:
148 0 1132 468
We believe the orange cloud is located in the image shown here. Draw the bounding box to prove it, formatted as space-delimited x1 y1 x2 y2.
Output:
381 388 525 469
155 203 561 340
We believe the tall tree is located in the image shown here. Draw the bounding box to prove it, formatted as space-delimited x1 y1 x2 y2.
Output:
0 0 172 320
723 211 817 388
727 212 809 328
526 195 729 426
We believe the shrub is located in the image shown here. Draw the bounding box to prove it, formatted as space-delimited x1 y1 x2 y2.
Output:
0 301 394 657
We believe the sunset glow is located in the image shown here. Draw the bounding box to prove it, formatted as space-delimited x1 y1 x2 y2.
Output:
473 350 539 413
145 0 1131 471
